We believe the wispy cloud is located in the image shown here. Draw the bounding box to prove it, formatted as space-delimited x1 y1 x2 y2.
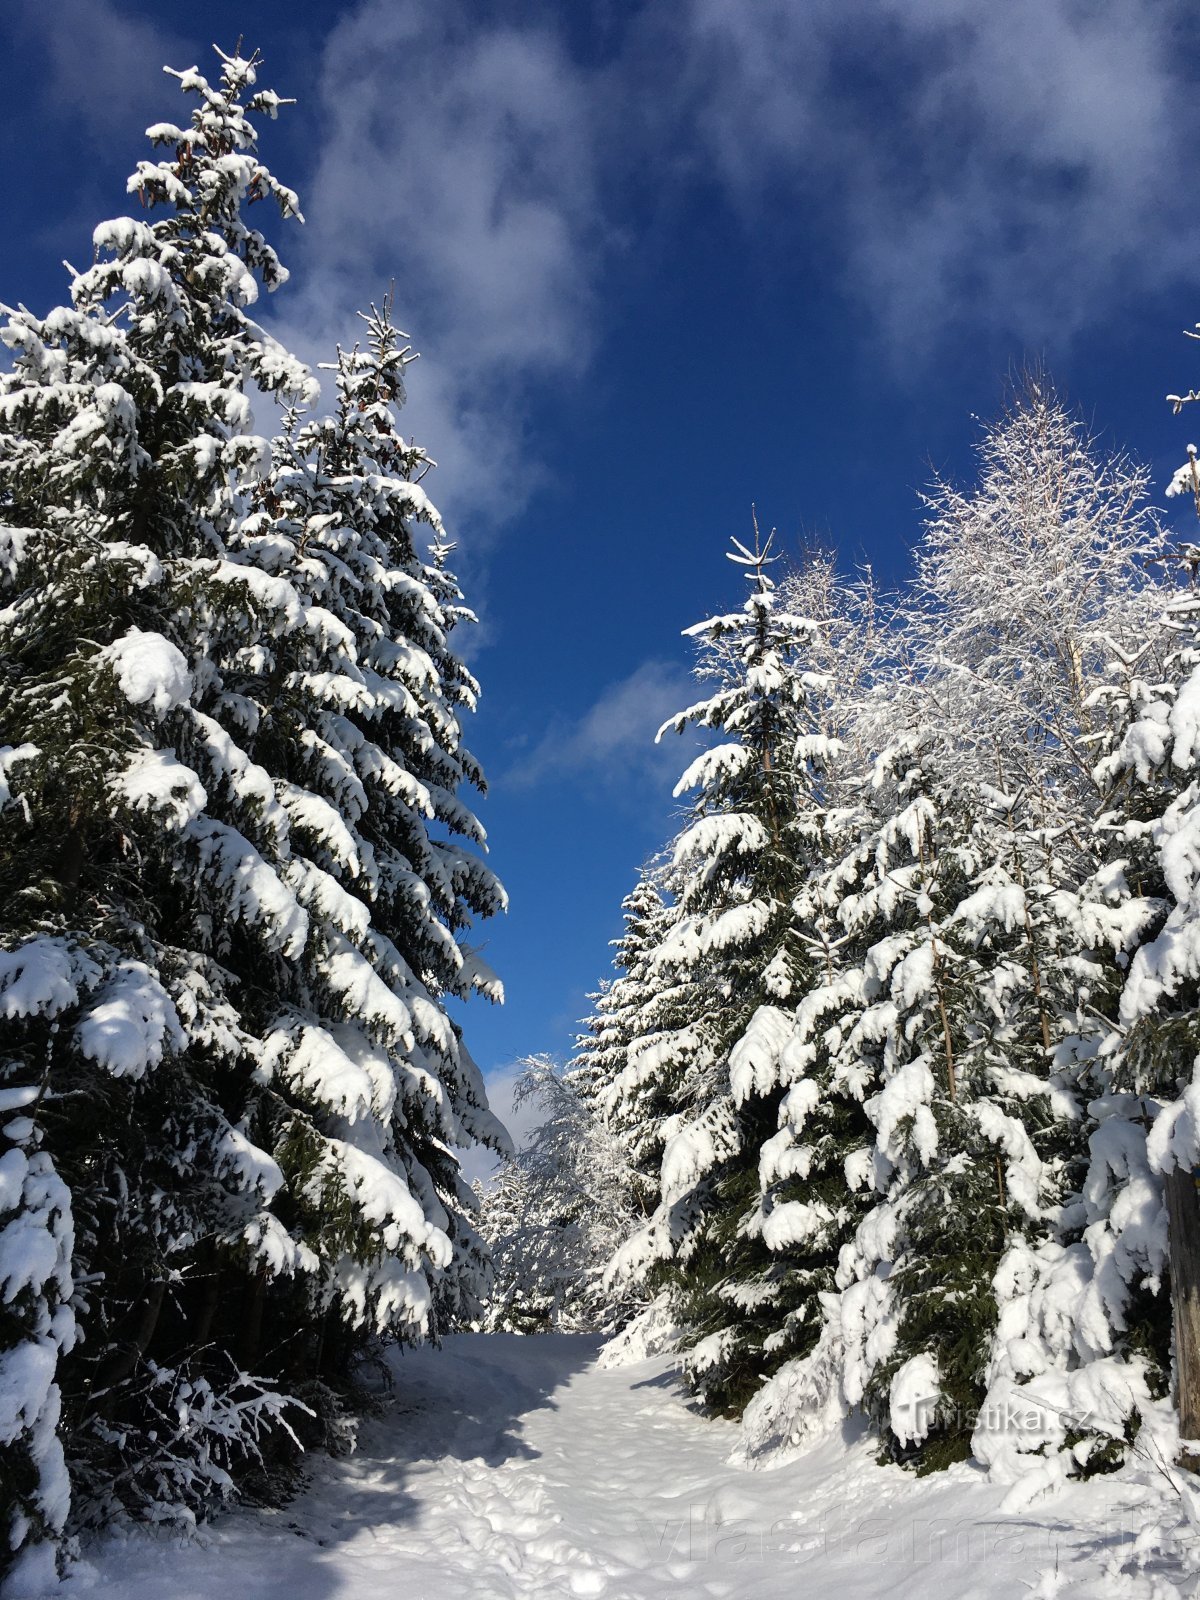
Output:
504 660 698 795
674 0 1196 353
11 0 182 136
271 0 603 537
269 0 1200 526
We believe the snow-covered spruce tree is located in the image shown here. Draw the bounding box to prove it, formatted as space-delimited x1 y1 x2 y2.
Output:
608 529 857 1413
580 860 726 1354
797 732 1101 1472
0 1049 75 1594
1110 347 1200 1456
474 1162 537 1330
1057 579 1200 1477
573 864 682 1222
802 385 1169 1476
704 551 883 1442
733 387 1170 1475
478 1058 640 1333
232 299 507 1366
914 385 1174 1485
0 50 504 1567
0 49 316 1570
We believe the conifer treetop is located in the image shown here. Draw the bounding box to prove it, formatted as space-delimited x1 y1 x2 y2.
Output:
63 44 316 411
137 46 303 260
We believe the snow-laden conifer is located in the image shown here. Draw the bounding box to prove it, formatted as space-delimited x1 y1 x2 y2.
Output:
605 529 856 1411
0 49 505 1564
1027 583 1200 1490
234 300 508 1352
573 866 683 1215
886 383 1172 1482
752 385 1169 1475
573 863 719 1354
0 1075 75 1593
601 388 1175 1476
805 738 1116 1471
0 49 317 1567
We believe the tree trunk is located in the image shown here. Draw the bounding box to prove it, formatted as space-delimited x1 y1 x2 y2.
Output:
190 1242 223 1353
240 1267 267 1370
1166 1164 1200 1459
57 801 89 908
96 1276 166 1390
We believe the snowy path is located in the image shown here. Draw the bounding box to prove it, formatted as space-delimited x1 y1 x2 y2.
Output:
69 1333 1188 1600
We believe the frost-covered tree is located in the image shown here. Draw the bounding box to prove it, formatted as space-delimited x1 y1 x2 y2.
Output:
905 374 1166 816
593 388 1177 1480
877 383 1173 1477
479 1058 639 1333
1032 561 1200 1482
0 50 505 1572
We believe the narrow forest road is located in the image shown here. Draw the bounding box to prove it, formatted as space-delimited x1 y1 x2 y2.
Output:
70 1333 1192 1600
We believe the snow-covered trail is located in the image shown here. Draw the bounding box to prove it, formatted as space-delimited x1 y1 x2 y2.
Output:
69 1333 1186 1600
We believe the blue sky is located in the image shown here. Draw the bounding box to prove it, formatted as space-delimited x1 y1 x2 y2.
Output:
4 0 1200 1124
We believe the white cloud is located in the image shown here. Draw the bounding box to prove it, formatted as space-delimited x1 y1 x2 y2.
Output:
269 0 602 539
311 2 597 370
268 0 1200 529
674 0 1196 352
11 0 182 136
504 659 698 795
